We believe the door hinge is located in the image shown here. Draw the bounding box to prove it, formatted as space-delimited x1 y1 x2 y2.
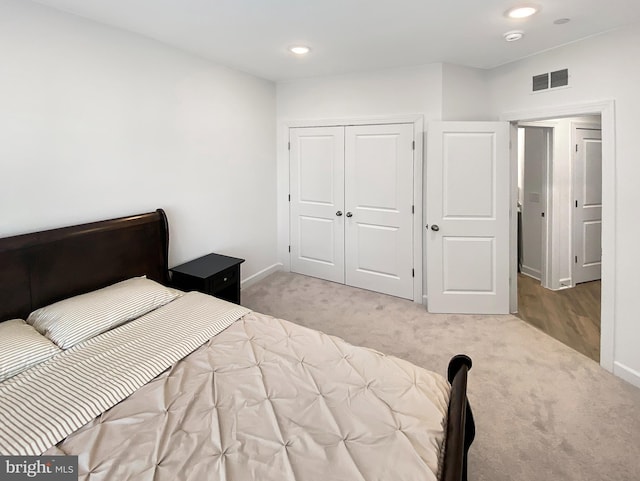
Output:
289 245 291 253
575 200 578 208
412 205 415 214
575 255 578 263
288 141 291 151
288 194 291 202
412 268 415 278
575 144 578 152
412 140 415 150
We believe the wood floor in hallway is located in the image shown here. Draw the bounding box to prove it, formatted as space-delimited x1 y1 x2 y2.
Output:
516 273 601 362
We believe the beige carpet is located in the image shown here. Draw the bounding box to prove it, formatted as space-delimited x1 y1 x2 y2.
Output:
242 271 640 481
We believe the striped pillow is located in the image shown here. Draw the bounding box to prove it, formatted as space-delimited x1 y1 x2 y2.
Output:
27 277 180 349
0 319 61 382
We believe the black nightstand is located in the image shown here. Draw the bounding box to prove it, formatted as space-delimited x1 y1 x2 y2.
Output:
170 253 245 304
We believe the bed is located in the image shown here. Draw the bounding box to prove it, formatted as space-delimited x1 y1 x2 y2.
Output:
0 209 474 481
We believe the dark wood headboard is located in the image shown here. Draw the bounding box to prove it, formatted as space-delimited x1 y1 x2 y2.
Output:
0 209 169 322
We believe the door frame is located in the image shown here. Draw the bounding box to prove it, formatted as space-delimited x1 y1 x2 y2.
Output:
501 100 616 373
278 114 425 303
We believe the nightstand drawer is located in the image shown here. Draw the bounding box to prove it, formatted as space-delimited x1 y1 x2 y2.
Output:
170 253 245 304
213 266 237 291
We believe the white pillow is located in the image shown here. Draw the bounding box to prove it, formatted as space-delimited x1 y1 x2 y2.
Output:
0 319 61 382
27 277 180 349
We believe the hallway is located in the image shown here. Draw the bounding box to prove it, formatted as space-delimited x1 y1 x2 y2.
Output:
517 274 601 362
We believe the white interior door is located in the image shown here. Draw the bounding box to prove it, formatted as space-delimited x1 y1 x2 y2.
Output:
426 121 510 314
290 127 345 283
344 124 414 299
573 128 602 284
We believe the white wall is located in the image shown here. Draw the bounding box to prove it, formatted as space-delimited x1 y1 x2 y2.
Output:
277 64 443 121
0 0 278 283
488 22 640 386
520 127 546 280
441 63 492 120
276 61 491 121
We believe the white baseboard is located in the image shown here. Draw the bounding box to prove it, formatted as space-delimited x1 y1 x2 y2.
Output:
613 361 640 389
422 294 428 307
241 263 282 289
520 267 541 281
557 278 572 290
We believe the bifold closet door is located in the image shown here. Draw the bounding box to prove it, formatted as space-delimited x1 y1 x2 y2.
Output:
344 124 414 299
290 127 345 283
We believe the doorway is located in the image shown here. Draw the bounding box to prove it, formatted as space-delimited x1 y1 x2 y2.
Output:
515 115 602 362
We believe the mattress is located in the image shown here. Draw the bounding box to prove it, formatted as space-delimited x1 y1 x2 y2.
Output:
4 294 451 480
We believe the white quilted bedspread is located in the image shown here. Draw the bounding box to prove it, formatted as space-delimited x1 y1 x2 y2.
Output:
48 311 451 481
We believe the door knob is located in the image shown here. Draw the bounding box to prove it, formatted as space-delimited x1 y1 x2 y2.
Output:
346 212 353 218
336 211 343 216
430 224 440 231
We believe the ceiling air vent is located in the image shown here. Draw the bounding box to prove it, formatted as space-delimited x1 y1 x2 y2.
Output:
532 73 549 91
550 68 569 88
532 69 569 92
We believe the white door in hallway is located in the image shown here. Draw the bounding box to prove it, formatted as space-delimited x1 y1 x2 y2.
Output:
290 127 345 283
344 124 415 299
426 121 510 314
573 128 602 284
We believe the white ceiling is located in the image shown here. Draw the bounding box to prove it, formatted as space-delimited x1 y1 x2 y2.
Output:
32 0 640 81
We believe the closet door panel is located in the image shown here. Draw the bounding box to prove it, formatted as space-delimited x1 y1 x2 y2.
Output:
290 127 345 283
345 124 414 299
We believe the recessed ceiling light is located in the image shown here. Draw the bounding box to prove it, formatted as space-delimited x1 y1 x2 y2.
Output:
505 5 539 19
504 30 525 42
289 46 310 55
554 18 571 25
